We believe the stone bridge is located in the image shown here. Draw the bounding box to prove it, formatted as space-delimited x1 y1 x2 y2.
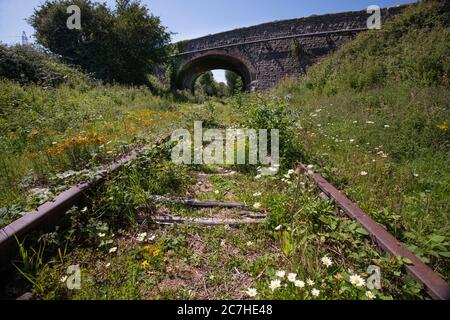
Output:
171 5 406 91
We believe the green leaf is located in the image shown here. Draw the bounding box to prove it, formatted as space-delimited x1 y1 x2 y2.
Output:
356 227 369 236
429 235 445 243
438 252 450 258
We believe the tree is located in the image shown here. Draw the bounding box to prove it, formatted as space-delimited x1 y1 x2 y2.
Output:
196 71 217 96
29 0 171 85
225 70 243 95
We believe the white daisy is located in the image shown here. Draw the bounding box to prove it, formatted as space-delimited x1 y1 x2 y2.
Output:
365 291 376 300
253 192 262 197
98 233 106 238
275 225 283 231
311 288 320 297
136 232 147 242
360 171 368 176
349 274 366 287
287 273 297 282
246 288 258 298
275 270 286 278
307 279 315 286
109 247 117 254
321 256 333 268
294 280 305 288
269 279 282 292
253 202 262 209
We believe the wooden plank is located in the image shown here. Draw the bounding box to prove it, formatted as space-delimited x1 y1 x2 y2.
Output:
149 195 247 208
151 215 265 226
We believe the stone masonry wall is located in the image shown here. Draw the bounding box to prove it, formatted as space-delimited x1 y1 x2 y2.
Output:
174 5 407 91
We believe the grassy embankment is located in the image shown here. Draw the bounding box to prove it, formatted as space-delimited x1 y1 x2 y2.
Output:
0 0 448 300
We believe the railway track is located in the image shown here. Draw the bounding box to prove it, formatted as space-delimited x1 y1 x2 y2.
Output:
0 149 449 300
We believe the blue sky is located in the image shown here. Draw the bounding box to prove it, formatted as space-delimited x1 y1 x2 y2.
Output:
0 0 415 82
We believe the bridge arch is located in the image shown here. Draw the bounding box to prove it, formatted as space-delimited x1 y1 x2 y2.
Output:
176 51 257 92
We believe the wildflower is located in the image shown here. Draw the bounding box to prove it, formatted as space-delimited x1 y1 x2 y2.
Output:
269 279 282 292
149 235 156 241
253 192 262 197
253 202 261 209
360 171 368 176
60 275 68 283
220 240 226 247
365 291 376 300
321 256 333 268
350 139 355 143
109 247 117 254
295 280 305 288
384 125 390 128
246 241 254 247
81 207 88 213
98 233 106 238
413 173 419 177
307 279 315 286
105 263 111 268
246 288 258 298
287 273 297 282
349 274 366 287
311 288 320 297
437 122 448 131
255 175 262 180
334 274 343 281
136 232 147 242
366 121 375 124
275 225 283 231
214 190 220 195
353 121 358 124
288 169 295 175
276 270 286 278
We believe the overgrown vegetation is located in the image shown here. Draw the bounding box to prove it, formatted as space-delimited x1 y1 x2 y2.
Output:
0 44 93 87
1 0 448 301
274 0 449 276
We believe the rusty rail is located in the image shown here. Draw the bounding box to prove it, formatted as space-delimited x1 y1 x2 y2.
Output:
298 164 450 300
